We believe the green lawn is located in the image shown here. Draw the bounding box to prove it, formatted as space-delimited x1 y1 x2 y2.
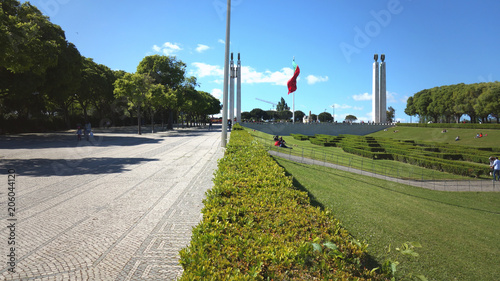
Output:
274 156 500 281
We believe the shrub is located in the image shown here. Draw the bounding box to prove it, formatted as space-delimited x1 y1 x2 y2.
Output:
179 129 387 280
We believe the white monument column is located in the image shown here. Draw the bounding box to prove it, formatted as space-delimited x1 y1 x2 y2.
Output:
372 54 380 123
379 54 387 123
236 53 241 123
229 53 235 124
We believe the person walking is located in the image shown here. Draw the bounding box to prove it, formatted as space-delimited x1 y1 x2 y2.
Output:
76 127 82 141
491 157 500 182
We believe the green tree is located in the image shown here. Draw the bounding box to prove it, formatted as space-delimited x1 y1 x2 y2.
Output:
294 110 305 123
241 111 251 121
318 112 333 122
42 42 82 128
250 108 268 121
345 114 357 122
114 73 155 134
0 0 65 76
386 106 395 123
137 55 187 129
276 97 290 112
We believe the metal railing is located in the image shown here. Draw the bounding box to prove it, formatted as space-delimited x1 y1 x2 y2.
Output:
258 138 498 192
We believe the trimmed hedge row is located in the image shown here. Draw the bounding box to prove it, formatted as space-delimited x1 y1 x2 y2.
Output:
290 133 310 140
397 123 500 130
179 129 387 280
307 134 490 177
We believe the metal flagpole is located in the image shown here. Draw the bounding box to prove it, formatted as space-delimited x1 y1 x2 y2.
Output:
292 56 295 123
221 0 231 147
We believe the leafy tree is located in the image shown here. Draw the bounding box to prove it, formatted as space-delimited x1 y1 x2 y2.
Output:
114 73 155 134
386 106 395 123
276 97 290 112
42 42 82 128
276 110 292 121
404 96 416 118
266 110 277 121
250 108 268 121
241 111 251 121
294 110 305 123
318 112 333 122
137 55 186 89
345 114 357 122
137 55 187 129
0 0 65 76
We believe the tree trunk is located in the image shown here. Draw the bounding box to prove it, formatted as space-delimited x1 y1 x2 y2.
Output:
137 107 142 135
151 109 154 133
167 108 173 130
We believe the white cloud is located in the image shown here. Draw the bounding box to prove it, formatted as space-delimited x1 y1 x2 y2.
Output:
352 92 372 101
211 88 222 100
332 103 355 110
191 62 224 78
190 62 296 86
306 75 329 85
196 44 210 53
400 95 410 103
241 66 294 85
386 91 398 103
218 39 225 44
152 42 182 56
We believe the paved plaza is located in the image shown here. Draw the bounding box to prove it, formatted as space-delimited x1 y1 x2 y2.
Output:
0 126 224 280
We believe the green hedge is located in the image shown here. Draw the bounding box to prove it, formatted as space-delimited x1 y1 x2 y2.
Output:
397 123 500 130
179 129 387 280
290 133 310 141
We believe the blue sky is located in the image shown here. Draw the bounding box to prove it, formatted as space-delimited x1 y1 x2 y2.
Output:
28 0 500 122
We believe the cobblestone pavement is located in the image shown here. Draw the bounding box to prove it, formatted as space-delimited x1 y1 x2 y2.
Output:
270 150 500 192
0 126 225 280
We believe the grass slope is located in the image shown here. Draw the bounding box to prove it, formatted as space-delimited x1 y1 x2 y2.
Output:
369 126 500 148
275 157 500 281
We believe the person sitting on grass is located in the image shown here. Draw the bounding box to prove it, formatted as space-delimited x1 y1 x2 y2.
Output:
455 136 460 141
274 137 291 149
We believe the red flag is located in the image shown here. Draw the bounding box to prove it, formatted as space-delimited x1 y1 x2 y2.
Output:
287 65 300 94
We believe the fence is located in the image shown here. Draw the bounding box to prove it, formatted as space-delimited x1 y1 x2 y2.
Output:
259 138 499 192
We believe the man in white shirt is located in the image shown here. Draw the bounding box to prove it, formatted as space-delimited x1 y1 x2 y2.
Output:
491 157 500 181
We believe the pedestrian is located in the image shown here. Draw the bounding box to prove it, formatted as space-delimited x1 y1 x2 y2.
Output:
209 119 213 131
76 127 82 141
85 121 91 141
489 156 495 176
491 157 500 181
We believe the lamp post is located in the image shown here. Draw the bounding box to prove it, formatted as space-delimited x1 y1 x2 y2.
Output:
221 0 231 147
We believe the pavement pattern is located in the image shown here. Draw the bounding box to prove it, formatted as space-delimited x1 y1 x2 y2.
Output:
0 126 225 280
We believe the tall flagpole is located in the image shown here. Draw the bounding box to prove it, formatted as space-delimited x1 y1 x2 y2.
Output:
221 0 231 147
292 56 295 124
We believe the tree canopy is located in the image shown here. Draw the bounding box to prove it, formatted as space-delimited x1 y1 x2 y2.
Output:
0 0 221 134
405 82 500 123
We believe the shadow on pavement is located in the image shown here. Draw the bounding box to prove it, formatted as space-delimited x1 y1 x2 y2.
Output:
0 157 157 177
0 133 162 150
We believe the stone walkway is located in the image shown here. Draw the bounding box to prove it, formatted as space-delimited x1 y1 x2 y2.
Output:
269 150 500 192
0 126 225 280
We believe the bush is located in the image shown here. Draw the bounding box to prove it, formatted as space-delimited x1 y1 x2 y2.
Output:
179 129 387 280
232 123 244 130
290 133 310 141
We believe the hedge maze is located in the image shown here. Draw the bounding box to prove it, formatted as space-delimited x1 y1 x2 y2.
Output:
291 134 499 178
